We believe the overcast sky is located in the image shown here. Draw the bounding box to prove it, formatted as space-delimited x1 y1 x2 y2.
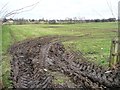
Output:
0 0 119 19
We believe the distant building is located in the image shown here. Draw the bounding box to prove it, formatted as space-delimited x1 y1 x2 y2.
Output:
3 18 14 24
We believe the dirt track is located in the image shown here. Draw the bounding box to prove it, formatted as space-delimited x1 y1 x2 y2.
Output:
9 36 120 89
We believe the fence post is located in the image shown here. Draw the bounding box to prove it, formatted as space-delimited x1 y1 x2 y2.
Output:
109 2 120 68
109 38 119 68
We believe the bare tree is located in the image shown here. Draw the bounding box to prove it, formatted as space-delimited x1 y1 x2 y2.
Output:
106 0 115 18
0 1 39 22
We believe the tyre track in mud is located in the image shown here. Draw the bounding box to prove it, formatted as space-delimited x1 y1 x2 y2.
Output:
10 36 56 88
9 36 120 89
46 42 120 88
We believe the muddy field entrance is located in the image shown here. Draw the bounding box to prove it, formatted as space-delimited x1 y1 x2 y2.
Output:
9 36 120 89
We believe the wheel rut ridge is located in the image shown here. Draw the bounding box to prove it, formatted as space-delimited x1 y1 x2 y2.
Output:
9 36 120 89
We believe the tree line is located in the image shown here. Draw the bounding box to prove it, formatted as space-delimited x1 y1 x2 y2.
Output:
3 17 117 25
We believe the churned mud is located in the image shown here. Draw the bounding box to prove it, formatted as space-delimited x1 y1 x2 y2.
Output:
9 36 120 89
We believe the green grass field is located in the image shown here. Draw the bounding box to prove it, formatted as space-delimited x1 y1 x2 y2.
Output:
1 22 118 87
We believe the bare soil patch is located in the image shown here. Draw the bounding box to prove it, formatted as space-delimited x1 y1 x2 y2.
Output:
9 36 120 89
